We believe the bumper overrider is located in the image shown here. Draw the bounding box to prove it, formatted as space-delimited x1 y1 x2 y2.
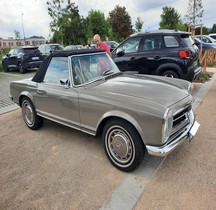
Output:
146 120 200 157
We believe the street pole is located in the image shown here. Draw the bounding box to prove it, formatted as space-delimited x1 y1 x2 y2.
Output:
21 13 26 45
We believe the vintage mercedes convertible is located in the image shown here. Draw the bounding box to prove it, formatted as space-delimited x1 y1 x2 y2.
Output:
10 49 200 172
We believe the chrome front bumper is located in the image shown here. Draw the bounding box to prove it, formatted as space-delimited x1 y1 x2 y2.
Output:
146 120 200 157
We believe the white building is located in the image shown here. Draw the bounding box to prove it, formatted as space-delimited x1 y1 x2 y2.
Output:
0 36 47 49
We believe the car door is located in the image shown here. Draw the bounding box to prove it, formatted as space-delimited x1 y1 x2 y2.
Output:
112 36 142 73
34 56 80 129
136 35 163 74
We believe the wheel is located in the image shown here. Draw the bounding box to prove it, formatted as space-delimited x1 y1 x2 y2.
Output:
21 97 43 130
161 70 179 78
2 61 9 72
18 62 26 74
102 118 145 172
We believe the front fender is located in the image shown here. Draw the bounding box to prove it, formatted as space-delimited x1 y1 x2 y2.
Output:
97 110 146 143
19 91 34 107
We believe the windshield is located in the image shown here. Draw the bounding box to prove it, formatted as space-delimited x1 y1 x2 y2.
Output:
71 52 120 86
50 45 64 51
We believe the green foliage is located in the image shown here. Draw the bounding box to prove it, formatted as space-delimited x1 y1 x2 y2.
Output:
159 6 181 29
135 17 144 33
86 10 109 40
210 24 216 33
195 26 209 35
108 5 132 40
47 0 86 45
0 48 10 72
185 0 204 25
176 22 188 31
194 71 213 83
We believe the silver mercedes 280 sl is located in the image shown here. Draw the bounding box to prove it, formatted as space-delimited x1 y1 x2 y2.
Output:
10 49 200 172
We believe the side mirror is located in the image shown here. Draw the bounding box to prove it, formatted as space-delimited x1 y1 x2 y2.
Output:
116 48 125 56
60 78 70 88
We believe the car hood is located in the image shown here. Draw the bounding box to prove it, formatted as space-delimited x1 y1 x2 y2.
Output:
91 74 190 108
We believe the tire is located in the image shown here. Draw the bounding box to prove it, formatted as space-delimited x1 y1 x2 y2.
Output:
161 70 179 79
2 62 9 72
18 62 26 74
102 118 145 172
21 97 43 130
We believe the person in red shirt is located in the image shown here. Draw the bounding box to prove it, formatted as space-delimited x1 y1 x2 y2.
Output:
93 34 112 57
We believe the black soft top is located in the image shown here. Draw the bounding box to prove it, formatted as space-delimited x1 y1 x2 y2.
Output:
32 49 104 83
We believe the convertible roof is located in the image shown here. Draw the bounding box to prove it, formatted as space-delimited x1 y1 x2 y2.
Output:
51 49 105 57
32 49 105 83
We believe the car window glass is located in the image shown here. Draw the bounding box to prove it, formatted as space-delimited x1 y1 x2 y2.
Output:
205 37 211 43
164 36 179 47
180 36 193 47
43 57 69 85
121 37 141 53
142 36 162 51
71 53 119 86
13 49 19 54
9 49 14 55
45 46 51 53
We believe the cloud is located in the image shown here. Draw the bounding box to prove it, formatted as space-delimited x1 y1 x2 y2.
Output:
0 0 215 40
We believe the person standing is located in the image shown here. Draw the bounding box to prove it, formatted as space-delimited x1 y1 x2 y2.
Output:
93 34 112 57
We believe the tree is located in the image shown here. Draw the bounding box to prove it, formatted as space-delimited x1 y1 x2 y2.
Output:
159 6 181 29
135 17 144 33
86 10 109 41
195 26 209 35
14 30 21 40
210 24 216 33
109 5 132 41
185 0 204 25
47 0 84 45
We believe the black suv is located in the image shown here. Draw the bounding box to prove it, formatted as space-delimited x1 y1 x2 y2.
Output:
112 30 201 82
2 46 43 74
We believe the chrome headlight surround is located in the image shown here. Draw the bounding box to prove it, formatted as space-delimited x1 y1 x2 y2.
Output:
162 108 173 144
188 82 194 94
188 109 195 123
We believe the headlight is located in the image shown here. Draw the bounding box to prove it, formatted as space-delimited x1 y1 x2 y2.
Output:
162 109 173 143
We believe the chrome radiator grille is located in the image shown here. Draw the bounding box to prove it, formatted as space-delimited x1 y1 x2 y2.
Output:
172 106 191 134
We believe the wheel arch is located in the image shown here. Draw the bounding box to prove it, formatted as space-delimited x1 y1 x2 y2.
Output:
19 91 34 107
96 111 146 147
156 63 182 77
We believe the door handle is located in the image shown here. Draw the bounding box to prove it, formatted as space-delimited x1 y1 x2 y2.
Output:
154 55 161 59
37 90 44 94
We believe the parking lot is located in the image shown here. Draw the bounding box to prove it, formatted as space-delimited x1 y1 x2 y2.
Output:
0 69 216 210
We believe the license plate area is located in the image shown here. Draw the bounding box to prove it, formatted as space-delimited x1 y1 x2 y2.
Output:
189 121 200 141
32 57 39 60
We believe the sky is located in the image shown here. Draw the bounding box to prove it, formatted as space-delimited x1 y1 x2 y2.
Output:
0 0 215 40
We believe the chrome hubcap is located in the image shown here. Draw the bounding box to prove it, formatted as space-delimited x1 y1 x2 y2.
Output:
106 127 134 164
23 101 34 125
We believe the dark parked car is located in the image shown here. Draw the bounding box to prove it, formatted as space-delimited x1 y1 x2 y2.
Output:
38 43 64 58
112 29 201 82
2 46 43 73
10 49 199 172
105 41 119 52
